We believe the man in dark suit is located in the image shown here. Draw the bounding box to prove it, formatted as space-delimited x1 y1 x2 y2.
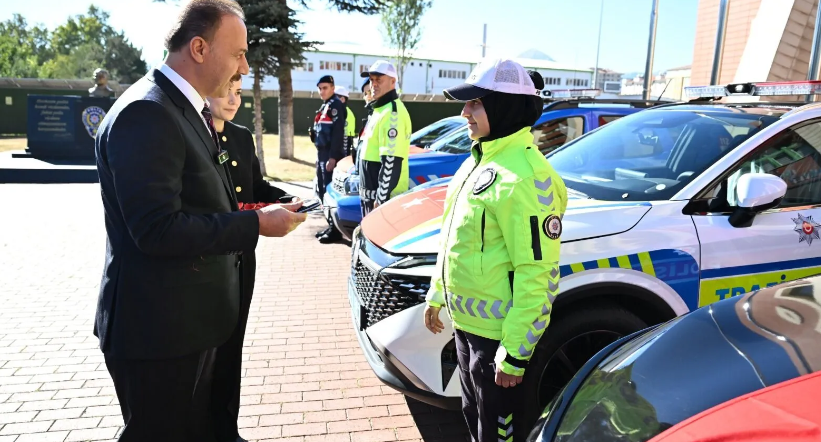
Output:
93 1 306 441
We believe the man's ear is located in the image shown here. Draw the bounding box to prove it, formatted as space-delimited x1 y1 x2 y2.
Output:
189 37 207 63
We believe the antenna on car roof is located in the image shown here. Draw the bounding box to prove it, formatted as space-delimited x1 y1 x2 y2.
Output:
655 78 673 105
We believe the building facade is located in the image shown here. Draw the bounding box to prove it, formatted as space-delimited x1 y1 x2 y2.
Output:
242 43 593 96
691 0 819 98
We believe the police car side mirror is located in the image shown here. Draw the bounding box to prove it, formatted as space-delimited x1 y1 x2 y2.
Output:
728 173 787 228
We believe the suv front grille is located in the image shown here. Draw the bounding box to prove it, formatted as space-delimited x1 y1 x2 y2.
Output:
353 258 429 327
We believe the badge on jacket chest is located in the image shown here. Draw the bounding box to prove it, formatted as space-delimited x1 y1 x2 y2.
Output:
473 168 496 194
543 215 562 240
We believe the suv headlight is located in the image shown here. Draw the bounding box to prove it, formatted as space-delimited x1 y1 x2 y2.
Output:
344 175 360 195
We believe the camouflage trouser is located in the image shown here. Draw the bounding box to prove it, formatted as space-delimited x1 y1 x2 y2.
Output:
455 329 523 442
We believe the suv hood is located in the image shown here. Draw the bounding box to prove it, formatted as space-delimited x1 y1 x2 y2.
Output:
361 184 652 255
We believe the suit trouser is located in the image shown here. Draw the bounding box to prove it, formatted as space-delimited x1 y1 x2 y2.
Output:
455 329 524 442
211 254 256 441
104 347 218 442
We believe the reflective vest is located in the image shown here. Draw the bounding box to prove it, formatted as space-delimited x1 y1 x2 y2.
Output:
357 91 411 202
425 127 567 376
345 107 356 137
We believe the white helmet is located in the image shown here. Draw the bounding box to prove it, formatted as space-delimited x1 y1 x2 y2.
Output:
334 86 350 98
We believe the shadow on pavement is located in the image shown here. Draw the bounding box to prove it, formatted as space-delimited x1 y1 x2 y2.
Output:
406 397 471 442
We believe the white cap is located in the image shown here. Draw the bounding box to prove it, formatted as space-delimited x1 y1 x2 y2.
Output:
443 58 537 101
360 60 398 79
334 86 349 97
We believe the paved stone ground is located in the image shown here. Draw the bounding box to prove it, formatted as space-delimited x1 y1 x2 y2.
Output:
0 183 469 442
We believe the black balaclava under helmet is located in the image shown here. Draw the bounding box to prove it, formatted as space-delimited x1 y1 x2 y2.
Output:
478 70 545 143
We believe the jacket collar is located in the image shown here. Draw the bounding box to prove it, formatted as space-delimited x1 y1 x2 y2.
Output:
373 89 399 109
471 127 533 162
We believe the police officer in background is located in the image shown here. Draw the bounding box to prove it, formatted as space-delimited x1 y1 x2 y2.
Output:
310 75 346 242
423 58 567 442
334 85 356 156
357 60 412 216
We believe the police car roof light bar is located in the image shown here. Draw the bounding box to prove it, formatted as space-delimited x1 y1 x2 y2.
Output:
542 89 602 100
684 80 821 99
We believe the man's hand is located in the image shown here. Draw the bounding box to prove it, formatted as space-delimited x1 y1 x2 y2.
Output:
373 201 381 209
495 367 523 388
423 305 444 334
256 201 307 237
326 158 337 172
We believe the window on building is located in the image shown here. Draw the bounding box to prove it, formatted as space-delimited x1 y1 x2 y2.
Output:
294 62 314 72
320 61 352 71
439 69 466 79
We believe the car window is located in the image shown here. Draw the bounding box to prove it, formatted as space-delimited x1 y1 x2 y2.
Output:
598 115 623 126
410 118 464 147
546 108 783 201
715 121 821 208
429 127 473 154
532 117 585 155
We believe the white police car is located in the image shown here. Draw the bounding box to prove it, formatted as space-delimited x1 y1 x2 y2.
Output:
347 80 821 435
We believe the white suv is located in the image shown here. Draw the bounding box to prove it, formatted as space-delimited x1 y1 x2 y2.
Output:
347 81 821 433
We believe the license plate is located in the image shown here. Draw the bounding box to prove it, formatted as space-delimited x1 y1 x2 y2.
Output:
348 280 367 331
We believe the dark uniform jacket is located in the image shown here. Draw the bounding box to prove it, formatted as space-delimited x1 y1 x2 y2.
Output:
217 121 294 208
312 96 346 161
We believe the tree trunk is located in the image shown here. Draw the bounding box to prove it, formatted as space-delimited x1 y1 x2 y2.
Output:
277 55 295 160
253 65 267 176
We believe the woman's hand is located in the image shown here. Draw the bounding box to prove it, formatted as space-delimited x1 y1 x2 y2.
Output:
423 305 444 334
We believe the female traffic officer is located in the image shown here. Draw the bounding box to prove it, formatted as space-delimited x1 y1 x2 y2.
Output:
204 79 297 442
423 58 567 442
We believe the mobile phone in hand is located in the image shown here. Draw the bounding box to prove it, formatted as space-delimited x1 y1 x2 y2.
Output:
296 199 322 213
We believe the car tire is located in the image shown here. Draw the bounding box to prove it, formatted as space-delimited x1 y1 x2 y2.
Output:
516 304 648 440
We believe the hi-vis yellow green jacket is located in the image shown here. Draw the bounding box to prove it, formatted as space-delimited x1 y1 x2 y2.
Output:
425 127 567 376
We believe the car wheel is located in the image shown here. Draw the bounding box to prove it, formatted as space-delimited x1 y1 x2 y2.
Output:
517 304 648 439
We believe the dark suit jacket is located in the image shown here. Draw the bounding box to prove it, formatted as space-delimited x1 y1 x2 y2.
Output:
218 121 292 205
94 69 260 360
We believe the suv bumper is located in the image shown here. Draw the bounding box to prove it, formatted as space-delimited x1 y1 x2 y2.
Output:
347 277 461 410
324 184 362 241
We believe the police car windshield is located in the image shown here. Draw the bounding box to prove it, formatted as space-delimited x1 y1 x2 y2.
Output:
429 126 473 154
410 118 465 147
546 107 784 201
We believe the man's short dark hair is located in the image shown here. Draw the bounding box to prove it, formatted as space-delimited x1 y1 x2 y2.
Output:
165 0 245 53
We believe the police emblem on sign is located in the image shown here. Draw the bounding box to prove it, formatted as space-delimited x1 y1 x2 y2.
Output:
81 106 106 138
473 168 496 194
388 128 398 139
543 215 562 240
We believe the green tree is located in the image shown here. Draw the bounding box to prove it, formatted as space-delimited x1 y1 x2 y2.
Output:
380 0 430 91
0 14 52 78
44 6 147 83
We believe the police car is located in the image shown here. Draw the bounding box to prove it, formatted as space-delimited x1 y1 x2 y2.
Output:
346 80 821 433
325 91 653 240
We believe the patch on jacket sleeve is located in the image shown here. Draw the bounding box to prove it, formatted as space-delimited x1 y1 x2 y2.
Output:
473 168 496 195
543 215 562 240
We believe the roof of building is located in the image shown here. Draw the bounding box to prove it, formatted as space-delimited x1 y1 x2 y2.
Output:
310 42 592 73
666 64 692 72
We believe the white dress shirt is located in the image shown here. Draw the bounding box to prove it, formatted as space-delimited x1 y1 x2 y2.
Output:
158 63 210 131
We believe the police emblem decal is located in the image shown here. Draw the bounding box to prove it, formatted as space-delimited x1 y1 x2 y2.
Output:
81 106 106 138
793 213 821 245
473 168 496 194
543 215 562 240
387 128 398 139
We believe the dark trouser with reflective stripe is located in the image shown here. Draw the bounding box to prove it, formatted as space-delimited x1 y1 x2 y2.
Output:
316 148 333 202
455 329 523 442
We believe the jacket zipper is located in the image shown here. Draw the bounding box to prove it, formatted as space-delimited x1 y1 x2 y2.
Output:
480 210 486 252
442 144 483 316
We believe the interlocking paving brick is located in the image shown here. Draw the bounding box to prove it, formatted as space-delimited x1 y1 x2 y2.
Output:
0 183 469 442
